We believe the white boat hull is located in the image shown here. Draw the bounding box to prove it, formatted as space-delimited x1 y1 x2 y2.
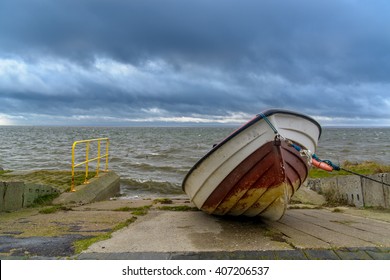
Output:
182 109 322 220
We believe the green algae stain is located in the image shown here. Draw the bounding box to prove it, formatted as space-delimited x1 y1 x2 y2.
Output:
113 205 151 216
0 170 98 193
158 205 199 211
72 217 137 254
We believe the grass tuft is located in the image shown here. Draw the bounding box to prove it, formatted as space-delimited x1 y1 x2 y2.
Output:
29 193 60 208
153 198 173 204
113 205 151 216
158 205 199 211
0 170 98 193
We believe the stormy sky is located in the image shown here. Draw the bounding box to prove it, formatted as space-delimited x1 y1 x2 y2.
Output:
0 0 389 126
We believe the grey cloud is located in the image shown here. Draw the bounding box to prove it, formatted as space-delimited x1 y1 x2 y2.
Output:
0 0 389 125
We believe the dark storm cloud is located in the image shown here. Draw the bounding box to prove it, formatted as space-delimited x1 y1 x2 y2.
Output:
0 0 389 125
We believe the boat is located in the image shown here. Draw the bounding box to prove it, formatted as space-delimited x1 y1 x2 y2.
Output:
182 109 322 220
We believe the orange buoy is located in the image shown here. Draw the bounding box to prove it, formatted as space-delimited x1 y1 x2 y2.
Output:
312 158 333 171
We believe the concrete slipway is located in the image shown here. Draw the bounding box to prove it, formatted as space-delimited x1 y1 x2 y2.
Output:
1 171 389 260
78 201 390 260
78 175 390 260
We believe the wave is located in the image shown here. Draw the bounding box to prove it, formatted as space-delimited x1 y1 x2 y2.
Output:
109 157 123 162
120 178 184 195
121 162 189 173
134 152 165 159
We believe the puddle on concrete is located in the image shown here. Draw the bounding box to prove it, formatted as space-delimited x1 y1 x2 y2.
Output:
0 234 90 257
189 215 293 251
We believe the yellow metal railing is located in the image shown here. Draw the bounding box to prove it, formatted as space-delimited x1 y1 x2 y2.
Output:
71 138 109 192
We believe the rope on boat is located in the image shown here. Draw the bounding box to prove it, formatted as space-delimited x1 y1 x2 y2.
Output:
289 142 390 187
338 167 390 187
259 112 390 187
258 113 279 135
310 156 390 186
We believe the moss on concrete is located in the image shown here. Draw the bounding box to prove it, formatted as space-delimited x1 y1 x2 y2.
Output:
0 170 97 193
72 217 138 254
113 205 151 216
153 198 173 204
157 205 199 211
29 193 60 207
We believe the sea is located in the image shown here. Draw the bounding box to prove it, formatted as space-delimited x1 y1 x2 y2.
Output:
0 126 389 198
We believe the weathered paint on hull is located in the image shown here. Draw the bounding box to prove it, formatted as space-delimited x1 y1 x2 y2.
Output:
200 139 309 220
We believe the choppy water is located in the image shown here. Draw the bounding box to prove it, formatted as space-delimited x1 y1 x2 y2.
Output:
0 126 389 198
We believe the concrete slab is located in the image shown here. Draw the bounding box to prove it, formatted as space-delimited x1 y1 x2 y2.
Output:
334 249 373 260
76 248 390 260
2 194 389 260
341 207 390 223
365 250 390 260
84 211 293 254
72 199 153 211
304 249 340 260
263 219 331 249
53 171 120 205
277 214 371 247
288 210 390 246
82 207 390 259
1 182 25 211
305 209 390 237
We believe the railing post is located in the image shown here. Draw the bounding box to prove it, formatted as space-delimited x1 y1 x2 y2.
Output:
96 140 101 178
84 142 90 184
71 142 77 192
105 139 110 171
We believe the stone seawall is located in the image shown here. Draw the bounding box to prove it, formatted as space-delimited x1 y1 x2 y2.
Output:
2 172 389 211
307 173 390 208
0 182 61 211
0 182 25 211
0 171 120 211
